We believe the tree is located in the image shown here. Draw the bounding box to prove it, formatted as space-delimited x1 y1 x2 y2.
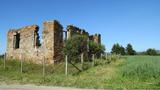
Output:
111 43 124 55
63 35 106 61
120 46 126 55
146 48 157 56
126 43 136 55
63 35 88 62
111 43 120 54
0 54 4 58
88 41 105 58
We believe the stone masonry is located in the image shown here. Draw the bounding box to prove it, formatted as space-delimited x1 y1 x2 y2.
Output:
6 20 101 64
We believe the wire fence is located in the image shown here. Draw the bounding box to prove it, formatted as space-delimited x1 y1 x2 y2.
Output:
0 52 121 83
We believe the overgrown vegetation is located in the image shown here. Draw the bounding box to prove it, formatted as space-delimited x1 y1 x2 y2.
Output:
88 41 105 58
0 56 160 89
63 35 105 62
63 35 88 62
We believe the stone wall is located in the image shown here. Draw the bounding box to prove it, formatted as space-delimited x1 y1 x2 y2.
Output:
6 20 101 64
42 20 63 63
89 33 101 44
67 25 89 39
7 25 43 63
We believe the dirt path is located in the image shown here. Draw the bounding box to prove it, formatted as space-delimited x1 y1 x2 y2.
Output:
0 84 93 90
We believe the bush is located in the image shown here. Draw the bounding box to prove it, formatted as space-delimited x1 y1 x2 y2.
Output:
105 54 119 64
88 41 105 58
63 35 88 62
63 35 106 62
0 54 4 59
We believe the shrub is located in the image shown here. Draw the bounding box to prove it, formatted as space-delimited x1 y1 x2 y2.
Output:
88 41 105 58
63 35 106 62
63 35 88 62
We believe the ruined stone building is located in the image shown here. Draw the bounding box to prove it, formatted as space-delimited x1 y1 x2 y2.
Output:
6 20 101 64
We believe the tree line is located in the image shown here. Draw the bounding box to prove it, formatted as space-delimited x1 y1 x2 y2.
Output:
111 43 159 56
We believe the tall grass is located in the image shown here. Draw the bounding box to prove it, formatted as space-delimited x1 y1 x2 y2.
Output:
116 56 160 88
120 56 160 80
0 55 119 88
0 56 160 89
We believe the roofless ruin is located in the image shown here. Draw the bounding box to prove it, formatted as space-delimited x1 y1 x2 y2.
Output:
6 20 101 64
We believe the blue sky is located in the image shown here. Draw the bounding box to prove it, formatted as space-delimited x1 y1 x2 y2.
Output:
0 0 160 54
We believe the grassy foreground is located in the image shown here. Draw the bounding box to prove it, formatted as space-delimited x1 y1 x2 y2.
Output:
0 56 160 89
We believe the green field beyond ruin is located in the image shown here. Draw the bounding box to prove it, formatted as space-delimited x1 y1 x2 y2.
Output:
0 56 160 89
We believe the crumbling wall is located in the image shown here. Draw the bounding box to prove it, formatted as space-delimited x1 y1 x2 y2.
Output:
67 25 89 39
6 20 101 64
42 20 63 63
6 25 42 63
89 33 101 44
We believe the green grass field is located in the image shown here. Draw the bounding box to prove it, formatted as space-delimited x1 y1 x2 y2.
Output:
0 56 160 89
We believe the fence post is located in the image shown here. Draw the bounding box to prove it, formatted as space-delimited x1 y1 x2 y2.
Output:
65 55 68 76
119 54 121 59
20 50 23 74
81 53 84 71
43 56 45 82
110 54 112 61
92 54 95 67
120 54 121 59
4 53 6 70
118 54 120 59
105 53 107 60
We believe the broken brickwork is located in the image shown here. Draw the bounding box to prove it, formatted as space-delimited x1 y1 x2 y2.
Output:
6 20 101 64
89 34 101 44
